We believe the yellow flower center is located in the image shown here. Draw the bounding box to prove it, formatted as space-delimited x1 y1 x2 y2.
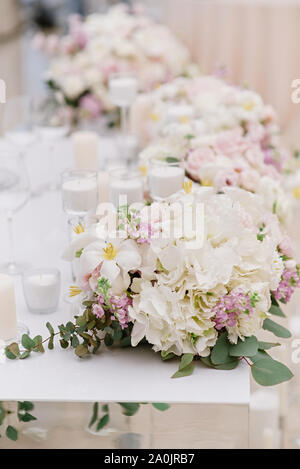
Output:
139 165 147 177
201 179 212 187
149 112 160 122
179 115 190 124
73 223 85 234
293 187 300 199
102 243 118 260
182 180 193 194
69 286 82 297
243 101 255 111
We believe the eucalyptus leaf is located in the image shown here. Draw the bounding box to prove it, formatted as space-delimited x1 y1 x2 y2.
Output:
119 403 140 416
252 358 293 386
263 318 291 338
211 333 230 365
21 334 35 350
172 363 195 379
161 351 175 361
229 336 258 358
6 426 18 441
88 402 98 428
96 413 109 431
179 353 194 371
269 304 286 318
152 403 170 411
258 341 280 351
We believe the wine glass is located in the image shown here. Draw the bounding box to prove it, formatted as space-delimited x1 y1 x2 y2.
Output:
33 93 69 191
3 95 36 152
0 150 31 275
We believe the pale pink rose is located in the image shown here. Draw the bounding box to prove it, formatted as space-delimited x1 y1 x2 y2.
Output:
80 94 102 119
213 129 244 157
185 147 215 181
213 169 239 189
279 235 294 258
72 29 88 50
245 122 267 144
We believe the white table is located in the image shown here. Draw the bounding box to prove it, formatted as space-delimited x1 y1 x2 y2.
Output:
0 137 250 447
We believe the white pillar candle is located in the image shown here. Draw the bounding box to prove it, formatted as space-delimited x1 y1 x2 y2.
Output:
23 269 61 314
109 77 138 107
109 178 144 207
62 178 98 215
98 171 110 204
149 165 184 199
130 94 153 145
263 428 274 449
0 274 17 341
166 104 194 124
72 131 99 171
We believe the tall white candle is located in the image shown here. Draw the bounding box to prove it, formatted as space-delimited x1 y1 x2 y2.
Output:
72 131 99 171
0 274 17 341
98 171 110 204
109 178 144 207
149 166 184 199
109 77 138 107
23 270 60 314
62 178 98 215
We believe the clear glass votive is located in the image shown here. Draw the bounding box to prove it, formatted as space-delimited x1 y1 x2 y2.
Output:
148 157 185 201
109 168 144 208
61 169 98 217
22 268 61 314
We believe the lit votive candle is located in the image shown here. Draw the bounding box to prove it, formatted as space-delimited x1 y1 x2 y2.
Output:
109 75 138 107
62 170 98 216
23 268 61 314
109 169 144 207
148 158 185 200
72 131 99 171
0 274 17 341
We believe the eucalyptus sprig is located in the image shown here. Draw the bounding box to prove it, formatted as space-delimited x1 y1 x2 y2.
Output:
0 401 36 441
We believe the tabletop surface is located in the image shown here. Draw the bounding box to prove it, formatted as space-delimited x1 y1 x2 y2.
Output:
0 137 250 405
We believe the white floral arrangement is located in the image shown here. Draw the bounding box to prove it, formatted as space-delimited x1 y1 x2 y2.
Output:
6 186 297 388
141 75 290 174
33 5 192 124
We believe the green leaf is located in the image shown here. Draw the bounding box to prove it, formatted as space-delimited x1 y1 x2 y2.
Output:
211 333 230 365
46 322 55 336
258 341 281 351
102 404 108 413
5 342 20 359
229 336 258 358
21 334 35 350
200 356 215 368
20 351 31 360
32 335 44 353
18 401 34 412
161 351 175 361
88 402 98 428
48 336 54 350
172 363 195 379
96 413 109 432
71 335 79 348
214 359 239 370
152 403 170 411
104 334 114 347
251 359 293 386
60 339 69 349
75 344 89 358
179 353 194 371
263 318 291 338
119 336 131 348
18 412 37 422
250 350 271 364
269 304 286 318
119 403 140 416
6 426 18 441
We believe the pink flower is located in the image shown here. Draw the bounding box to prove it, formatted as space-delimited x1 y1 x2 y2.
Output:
279 235 294 258
185 147 215 181
92 294 105 319
80 94 102 119
273 268 300 303
214 168 239 189
110 294 132 329
214 129 244 157
72 29 88 50
212 291 255 330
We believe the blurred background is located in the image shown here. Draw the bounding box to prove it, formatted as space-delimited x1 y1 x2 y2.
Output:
1 0 300 449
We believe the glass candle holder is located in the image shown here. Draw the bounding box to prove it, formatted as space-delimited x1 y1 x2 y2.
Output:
61 170 98 217
148 157 185 201
109 73 138 139
109 168 144 208
22 268 61 314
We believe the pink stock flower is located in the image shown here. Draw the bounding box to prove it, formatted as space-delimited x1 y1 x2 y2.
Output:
80 94 102 119
212 291 255 330
111 294 132 329
273 268 300 303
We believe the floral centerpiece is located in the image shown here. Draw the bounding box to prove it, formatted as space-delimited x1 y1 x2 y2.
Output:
6 185 297 387
34 5 192 125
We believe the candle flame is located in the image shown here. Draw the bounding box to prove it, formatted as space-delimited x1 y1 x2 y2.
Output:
182 180 193 194
73 223 85 234
102 243 118 260
69 286 82 297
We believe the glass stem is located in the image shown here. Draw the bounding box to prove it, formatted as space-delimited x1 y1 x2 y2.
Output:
7 212 15 268
121 106 128 137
